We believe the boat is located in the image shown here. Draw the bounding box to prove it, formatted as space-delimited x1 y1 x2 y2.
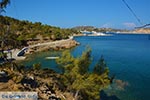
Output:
45 57 59 59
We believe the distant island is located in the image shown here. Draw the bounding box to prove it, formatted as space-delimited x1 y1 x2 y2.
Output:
72 25 150 34
72 26 125 33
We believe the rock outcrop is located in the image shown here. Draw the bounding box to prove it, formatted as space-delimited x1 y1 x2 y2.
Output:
132 28 150 34
27 39 79 53
0 66 75 100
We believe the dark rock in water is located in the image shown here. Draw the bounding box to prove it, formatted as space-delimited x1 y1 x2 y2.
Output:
114 79 129 91
100 90 120 100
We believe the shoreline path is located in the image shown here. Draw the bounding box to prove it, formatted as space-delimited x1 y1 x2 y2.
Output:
8 38 77 60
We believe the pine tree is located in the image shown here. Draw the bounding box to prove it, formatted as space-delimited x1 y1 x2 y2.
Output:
93 55 109 75
56 49 110 100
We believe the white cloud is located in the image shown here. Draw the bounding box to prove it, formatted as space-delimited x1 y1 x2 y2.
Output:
101 23 112 28
123 22 136 28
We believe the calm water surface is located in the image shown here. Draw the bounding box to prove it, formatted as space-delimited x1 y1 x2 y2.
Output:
22 34 150 100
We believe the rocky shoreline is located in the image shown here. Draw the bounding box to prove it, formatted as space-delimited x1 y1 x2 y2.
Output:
0 39 80 99
27 39 80 53
0 64 75 100
5 39 79 61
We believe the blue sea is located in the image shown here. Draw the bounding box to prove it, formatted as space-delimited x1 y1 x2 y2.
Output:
22 34 150 100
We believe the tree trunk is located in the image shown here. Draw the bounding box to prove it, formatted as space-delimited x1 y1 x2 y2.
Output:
74 90 79 100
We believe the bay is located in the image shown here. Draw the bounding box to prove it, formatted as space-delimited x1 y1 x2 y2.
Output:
22 33 150 100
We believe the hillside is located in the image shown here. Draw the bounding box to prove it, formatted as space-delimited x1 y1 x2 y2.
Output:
72 26 128 33
72 26 150 34
0 16 79 49
132 28 150 34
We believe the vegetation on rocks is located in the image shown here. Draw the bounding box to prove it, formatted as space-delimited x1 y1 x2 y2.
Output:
0 49 111 100
0 15 80 50
56 49 111 100
0 62 74 99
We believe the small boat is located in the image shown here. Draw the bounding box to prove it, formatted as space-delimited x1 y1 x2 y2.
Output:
69 36 74 39
45 57 59 59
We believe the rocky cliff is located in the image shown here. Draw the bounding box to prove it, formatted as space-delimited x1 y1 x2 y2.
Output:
133 28 150 34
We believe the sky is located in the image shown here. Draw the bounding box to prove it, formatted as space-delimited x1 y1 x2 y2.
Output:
3 0 150 29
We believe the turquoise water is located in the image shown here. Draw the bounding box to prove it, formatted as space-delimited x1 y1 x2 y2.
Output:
22 34 150 100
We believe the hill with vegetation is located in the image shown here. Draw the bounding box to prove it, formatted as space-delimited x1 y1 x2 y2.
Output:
72 26 127 33
72 26 150 34
0 15 80 49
